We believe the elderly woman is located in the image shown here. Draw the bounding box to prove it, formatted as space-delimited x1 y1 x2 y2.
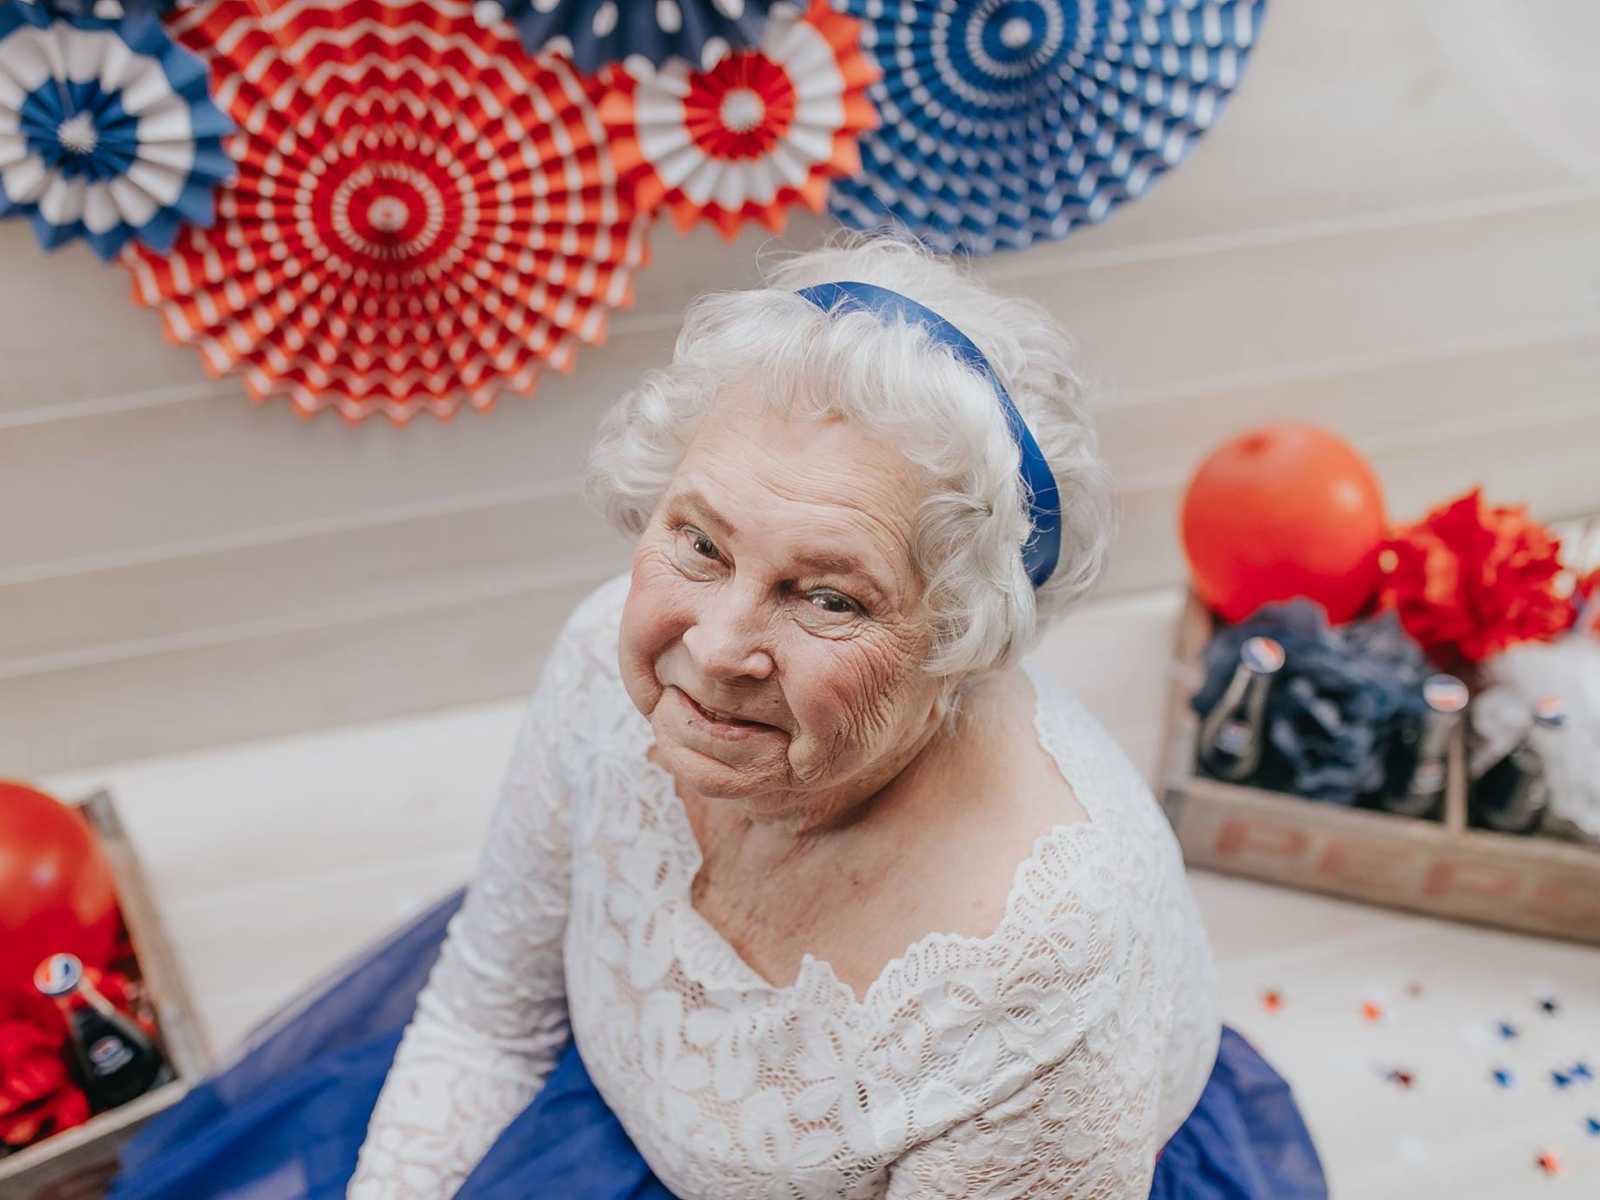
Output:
108 235 1324 1200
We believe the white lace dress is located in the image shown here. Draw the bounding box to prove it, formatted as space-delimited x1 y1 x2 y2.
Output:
349 572 1221 1199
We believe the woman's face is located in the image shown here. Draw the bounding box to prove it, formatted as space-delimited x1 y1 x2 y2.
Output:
618 385 944 825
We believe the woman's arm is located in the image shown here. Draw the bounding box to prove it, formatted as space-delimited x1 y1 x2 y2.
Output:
348 592 605 1198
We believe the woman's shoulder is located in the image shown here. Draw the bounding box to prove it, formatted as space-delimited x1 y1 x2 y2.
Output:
543 570 631 676
1012 657 1202 959
1018 657 1149 799
521 572 634 737
566 569 632 640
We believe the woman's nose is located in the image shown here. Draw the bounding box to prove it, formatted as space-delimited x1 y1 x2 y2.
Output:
682 582 774 681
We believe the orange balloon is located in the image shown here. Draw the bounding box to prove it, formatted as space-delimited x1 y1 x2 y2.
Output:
1181 425 1387 624
0 782 120 1001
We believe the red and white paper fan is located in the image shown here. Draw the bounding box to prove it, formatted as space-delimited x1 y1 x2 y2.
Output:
598 0 877 240
121 0 650 424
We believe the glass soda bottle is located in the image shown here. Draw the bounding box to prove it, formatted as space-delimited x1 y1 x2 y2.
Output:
1470 696 1567 835
1197 635 1285 783
1380 674 1469 820
33 952 172 1113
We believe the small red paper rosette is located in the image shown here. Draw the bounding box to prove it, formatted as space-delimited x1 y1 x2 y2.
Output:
120 0 650 425
599 0 878 239
0 1018 90 1150
1375 487 1576 667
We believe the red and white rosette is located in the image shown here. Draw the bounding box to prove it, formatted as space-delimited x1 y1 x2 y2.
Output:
598 0 877 240
120 0 650 424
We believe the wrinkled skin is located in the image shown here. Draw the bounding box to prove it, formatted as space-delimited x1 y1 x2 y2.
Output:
616 382 1082 998
618 382 951 838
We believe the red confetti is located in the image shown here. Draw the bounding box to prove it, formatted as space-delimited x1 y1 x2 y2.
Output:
1386 1069 1417 1089
1536 1149 1562 1177
1361 1001 1385 1023
1262 989 1284 1013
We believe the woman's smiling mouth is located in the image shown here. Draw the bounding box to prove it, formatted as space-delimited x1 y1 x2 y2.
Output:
677 687 771 732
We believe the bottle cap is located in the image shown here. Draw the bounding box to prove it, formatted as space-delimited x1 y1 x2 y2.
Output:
34 953 84 998
1240 636 1286 675
1423 674 1469 714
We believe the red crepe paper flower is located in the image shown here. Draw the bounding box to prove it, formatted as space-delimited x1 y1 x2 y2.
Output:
599 0 879 238
0 1019 89 1150
1375 488 1576 667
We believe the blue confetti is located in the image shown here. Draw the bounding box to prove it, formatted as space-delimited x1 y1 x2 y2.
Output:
1553 1070 1573 1090
1538 996 1560 1016
1497 1022 1520 1040
1492 1067 1515 1089
1586 1116 1600 1137
1572 1062 1593 1082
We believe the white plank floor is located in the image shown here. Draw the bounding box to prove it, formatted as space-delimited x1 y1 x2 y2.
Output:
40 585 1600 1199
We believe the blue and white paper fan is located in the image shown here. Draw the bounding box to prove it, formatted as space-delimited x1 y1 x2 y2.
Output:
828 0 1267 255
472 0 775 74
0 2 234 260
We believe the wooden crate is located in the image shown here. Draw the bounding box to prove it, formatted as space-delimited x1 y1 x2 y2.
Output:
0 790 212 1200
1158 591 1600 945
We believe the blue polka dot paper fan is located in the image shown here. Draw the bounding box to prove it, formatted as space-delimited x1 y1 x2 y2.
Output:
473 0 776 74
0 2 235 261
828 0 1268 256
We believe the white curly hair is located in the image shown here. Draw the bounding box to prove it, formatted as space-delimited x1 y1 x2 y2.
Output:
585 228 1117 730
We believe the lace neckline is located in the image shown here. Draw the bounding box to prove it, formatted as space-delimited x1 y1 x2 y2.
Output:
629 657 1106 1025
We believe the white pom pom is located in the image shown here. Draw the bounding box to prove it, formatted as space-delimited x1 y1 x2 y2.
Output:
1482 638 1600 840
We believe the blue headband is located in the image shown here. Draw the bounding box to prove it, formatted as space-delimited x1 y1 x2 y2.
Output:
795 280 1062 590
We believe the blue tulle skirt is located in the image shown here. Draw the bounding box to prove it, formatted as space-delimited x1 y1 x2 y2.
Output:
109 889 1327 1199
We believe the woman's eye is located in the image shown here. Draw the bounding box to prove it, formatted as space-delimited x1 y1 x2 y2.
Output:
685 529 721 561
810 591 860 617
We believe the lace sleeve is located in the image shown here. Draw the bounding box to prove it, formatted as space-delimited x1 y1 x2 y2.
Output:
347 589 605 1198
882 1038 1162 1200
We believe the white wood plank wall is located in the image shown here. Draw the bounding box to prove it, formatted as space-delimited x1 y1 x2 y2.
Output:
4 0 1598 776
